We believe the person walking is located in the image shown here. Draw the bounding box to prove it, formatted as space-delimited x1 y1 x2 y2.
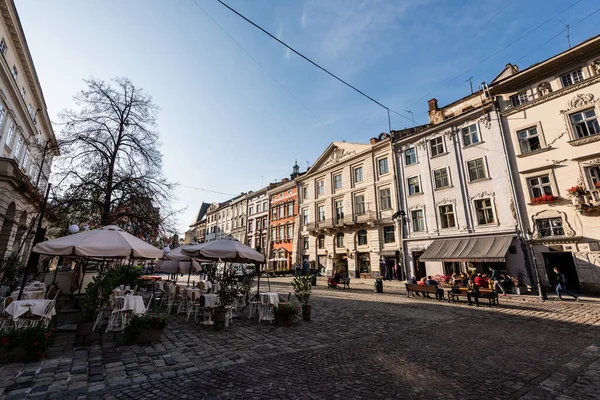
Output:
554 267 578 301
489 266 506 296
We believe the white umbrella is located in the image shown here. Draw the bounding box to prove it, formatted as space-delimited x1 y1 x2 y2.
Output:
155 259 201 274
33 225 163 259
164 245 197 261
182 239 264 263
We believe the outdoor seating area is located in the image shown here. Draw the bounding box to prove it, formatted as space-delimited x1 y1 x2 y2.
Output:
0 281 59 332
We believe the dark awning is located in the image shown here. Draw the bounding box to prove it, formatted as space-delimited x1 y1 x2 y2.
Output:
419 235 514 262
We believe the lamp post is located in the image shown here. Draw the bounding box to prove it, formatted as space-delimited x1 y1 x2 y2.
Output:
391 210 407 281
524 230 547 301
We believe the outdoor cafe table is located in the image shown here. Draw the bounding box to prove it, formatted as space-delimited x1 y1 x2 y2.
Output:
112 287 133 297
260 292 279 307
200 294 219 308
183 287 201 300
115 295 146 315
11 289 45 300
5 299 56 320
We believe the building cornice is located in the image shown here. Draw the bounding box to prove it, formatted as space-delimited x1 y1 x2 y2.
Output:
500 74 600 116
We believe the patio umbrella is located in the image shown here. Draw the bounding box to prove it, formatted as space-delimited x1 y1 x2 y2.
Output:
33 225 163 259
182 239 264 263
164 245 197 261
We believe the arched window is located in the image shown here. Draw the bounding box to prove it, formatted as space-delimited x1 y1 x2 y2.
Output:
336 232 344 248
357 230 368 246
318 235 325 249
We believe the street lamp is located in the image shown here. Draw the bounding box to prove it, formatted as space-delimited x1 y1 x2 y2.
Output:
162 245 171 255
68 224 80 234
391 210 407 280
523 230 547 301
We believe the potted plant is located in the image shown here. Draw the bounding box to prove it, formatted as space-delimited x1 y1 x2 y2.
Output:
0 326 55 363
122 314 168 345
510 270 528 295
214 267 239 331
274 303 299 326
292 275 312 321
567 186 588 205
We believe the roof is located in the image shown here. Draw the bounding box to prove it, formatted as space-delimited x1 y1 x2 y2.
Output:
193 202 211 224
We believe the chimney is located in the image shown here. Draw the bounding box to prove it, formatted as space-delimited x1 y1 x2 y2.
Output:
428 98 438 112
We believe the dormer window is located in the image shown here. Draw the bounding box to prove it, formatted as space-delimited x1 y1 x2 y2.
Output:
560 68 584 88
510 92 528 107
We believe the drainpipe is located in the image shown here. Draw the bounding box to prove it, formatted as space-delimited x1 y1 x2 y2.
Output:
482 82 546 301
451 128 474 232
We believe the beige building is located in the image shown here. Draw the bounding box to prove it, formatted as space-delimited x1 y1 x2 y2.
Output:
229 193 247 243
296 135 399 278
246 188 269 251
489 35 600 293
392 93 528 282
0 0 57 258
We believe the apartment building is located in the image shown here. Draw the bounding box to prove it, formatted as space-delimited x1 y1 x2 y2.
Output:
0 0 58 258
229 193 247 243
246 188 269 252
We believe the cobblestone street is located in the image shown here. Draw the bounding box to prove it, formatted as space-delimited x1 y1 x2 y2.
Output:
1 279 600 399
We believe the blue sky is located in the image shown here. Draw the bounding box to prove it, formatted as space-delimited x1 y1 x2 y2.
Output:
16 0 600 234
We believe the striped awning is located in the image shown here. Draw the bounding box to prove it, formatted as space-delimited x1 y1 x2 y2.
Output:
419 235 514 262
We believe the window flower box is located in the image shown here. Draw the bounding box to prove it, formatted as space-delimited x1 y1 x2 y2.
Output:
531 194 558 204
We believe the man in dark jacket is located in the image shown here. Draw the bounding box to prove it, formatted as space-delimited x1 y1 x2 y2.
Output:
554 267 578 301
489 266 506 296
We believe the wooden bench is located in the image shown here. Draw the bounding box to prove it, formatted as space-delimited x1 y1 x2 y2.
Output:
446 286 499 307
328 277 350 290
405 284 441 300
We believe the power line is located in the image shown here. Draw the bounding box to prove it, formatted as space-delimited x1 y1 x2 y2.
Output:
189 0 345 141
174 183 236 197
216 0 415 128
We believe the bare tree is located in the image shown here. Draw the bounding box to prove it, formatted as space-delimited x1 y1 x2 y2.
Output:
52 77 175 243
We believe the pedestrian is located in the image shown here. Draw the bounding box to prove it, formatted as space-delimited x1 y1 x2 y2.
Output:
553 267 578 301
489 266 507 296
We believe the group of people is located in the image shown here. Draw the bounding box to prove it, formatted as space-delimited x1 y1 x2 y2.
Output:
407 266 509 298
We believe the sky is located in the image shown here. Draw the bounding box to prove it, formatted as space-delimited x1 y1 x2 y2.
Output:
15 0 600 235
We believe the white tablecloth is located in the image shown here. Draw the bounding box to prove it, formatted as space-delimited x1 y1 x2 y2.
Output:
201 294 219 308
183 287 201 300
115 295 146 315
260 292 279 307
11 290 45 300
5 300 56 320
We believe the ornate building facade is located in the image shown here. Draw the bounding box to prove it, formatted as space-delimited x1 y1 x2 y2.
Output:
296 135 399 278
488 35 600 292
0 0 57 259
246 187 269 253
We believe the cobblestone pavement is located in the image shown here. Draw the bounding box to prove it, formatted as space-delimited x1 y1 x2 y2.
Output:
1 280 600 399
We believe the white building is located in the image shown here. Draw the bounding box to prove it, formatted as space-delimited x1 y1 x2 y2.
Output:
392 94 528 282
246 188 269 252
488 35 600 293
296 135 400 278
229 193 247 243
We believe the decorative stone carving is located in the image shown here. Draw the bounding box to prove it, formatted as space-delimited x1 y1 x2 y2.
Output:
583 158 600 165
567 93 595 110
435 197 456 206
478 113 492 129
593 59 600 75
409 204 424 211
537 82 552 96
469 191 495 201
415 139 427 150
530 209 576 239
322 147 356 168
443 129 457 140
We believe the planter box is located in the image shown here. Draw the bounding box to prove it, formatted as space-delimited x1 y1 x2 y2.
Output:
134 327 164 344
275 314 295 327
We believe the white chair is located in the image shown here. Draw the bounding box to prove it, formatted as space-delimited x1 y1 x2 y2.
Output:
105 297 127 333
186 293 200 322
17 300 56 329
142 293 153 315
0 297 14 331
93 303 112 332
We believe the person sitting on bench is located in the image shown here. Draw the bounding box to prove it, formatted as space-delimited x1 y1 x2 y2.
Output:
425 276 445 300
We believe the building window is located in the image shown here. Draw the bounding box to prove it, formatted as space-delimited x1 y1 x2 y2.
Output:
383 226 395 244
248 220 253 232
587 166 600 188
318 235 325 248
528 175 553 198
271 208 277 220
286 224 293 238
517 126 541 153
335 200 344 223
355 194 366 215
474 198 495 225
263 201 267 211
357 229 367 245
537 218 564 237
11 65 17 80
256 218 262 231
302 209 309 225
510 92 528 108
461 124 480 146
405 147 417 165
407 176 421 195
336 233 344 247
271 227 276 240
22 148 29 168
0 104 5 127
0 38 6 55
14 135 22 157
570 108 600 138
256 203 261 213
439 205 456 228
430 137 444 157
21 87 26 99
560 68 584 88
467 158 487 181
317 204 325 221
287 202 293 216
378 158 389 175
354 166 363 183
433 167 450 189
411 210 425 232
249 206 254 215
316 179 325 197
302 186 309 201
333 174 342 191
278 226 284 240
303 237 309 250
379 188 392 210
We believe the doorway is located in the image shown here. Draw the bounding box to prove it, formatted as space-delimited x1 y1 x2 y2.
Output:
412 251 426 280
542 252 580 291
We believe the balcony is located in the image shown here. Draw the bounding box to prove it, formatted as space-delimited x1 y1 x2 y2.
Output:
316 219 333 229
0 157 43 203
353 210 376 223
